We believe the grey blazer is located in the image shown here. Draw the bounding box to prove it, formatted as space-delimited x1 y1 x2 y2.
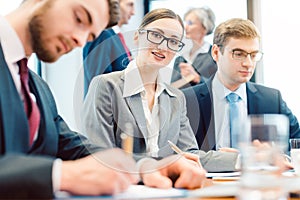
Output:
82 68 238 172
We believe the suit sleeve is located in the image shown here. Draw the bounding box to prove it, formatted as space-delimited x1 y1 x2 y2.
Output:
0 154 55 199
0 72 102 198
82 75 117 149
176 90 199 152
278 91 300 139
32 71 101 160
198 150 239 172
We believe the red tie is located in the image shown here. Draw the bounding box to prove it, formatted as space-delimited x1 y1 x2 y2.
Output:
118 32 132 61
17 58 40 146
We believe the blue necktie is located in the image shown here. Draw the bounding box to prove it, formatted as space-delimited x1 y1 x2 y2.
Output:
226 93 240 148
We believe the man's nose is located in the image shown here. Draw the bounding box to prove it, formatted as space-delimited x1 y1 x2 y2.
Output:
72 30 92 47
242 54 255 65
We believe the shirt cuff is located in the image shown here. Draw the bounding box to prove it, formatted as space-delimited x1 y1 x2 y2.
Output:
235 153 241 170
52 158 62 192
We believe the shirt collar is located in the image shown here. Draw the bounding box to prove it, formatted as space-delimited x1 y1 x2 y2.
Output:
112 25 121 34
0 15 26 64
213 75 247 102
123 60 175 97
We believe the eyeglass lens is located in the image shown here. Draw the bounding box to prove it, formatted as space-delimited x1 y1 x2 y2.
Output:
232 49 263 61
146 30 184 52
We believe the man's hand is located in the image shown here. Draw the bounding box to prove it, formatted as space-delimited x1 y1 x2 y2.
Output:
140 155 206 189
248 140 293 172
60 148 139 196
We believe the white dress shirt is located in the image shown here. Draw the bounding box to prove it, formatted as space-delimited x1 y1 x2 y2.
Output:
0 16 25 99
0 15 61 193
123 60 174 157
212 75 248 149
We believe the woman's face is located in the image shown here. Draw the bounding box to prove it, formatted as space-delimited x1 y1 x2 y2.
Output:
184 12 207 42
135 18 183 69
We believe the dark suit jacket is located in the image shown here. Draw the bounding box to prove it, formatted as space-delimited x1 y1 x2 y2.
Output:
83 28 131 97
0 44 99 199
183 76 300 151
171 45 217 88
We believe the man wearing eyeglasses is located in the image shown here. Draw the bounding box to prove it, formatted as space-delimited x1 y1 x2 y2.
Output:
183 18 300 170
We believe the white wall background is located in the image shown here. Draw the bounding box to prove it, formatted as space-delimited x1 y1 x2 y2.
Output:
260 0 300 121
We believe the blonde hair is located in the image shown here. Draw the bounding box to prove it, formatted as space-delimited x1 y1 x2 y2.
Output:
213 18 261 52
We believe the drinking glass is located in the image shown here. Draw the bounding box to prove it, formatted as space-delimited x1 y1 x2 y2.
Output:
237 114 289 200
289 138 300 176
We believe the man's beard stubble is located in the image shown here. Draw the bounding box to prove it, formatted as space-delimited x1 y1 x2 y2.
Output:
29 14 57 63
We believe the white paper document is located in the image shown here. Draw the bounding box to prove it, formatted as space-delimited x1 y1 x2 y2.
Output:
113 185 187 199
206 171 241 178
55 185 187 199
189 182 239 198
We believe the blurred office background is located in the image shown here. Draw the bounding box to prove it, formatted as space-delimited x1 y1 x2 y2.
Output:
1 0 300 132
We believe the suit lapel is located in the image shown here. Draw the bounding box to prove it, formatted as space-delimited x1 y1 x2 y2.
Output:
199 77 217 150
119 72 147 152
125 94 148 138
157 92 171 148
246 82 258 114
0 44 30 153
28 72 57 155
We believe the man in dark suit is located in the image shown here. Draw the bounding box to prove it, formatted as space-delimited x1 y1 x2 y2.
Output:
183 18 300 152
0 0 205 198
83 0 135 97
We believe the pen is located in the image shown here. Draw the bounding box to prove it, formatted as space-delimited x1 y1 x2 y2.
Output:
121 123 134 155
168 140 202 168
121 133 133 155
168 140 183 154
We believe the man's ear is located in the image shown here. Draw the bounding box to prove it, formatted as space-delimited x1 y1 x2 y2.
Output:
133 31 139 46
211 44 219 62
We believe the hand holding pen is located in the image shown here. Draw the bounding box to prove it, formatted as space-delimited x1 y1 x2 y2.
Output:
167 140 203 168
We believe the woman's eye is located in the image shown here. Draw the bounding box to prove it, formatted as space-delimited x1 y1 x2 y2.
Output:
169 39 179 46
152 32 162 39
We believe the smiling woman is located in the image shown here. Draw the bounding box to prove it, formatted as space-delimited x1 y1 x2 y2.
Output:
81 8 202 160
